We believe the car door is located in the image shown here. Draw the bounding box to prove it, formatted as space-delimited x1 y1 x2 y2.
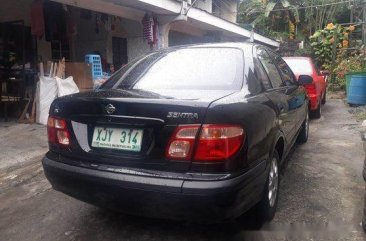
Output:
273 53 308 130
256 48 299 145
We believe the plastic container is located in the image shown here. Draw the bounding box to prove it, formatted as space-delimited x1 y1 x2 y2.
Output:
85 54 103 79
348 74 366 105
346 72 366 97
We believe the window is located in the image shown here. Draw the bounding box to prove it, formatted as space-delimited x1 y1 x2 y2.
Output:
267 50 295 86
254 58 272 90
283 59 313 75
133 48 243 91
277 59 296 86
257 49 284 89
102 48 244 95
247 68 263 95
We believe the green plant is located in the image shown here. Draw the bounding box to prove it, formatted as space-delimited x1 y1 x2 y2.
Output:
294 43 313 57
309 23 355 69
333 52 364 89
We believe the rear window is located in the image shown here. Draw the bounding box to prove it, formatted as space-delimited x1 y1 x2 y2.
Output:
284 59 313 75
101 48 244 92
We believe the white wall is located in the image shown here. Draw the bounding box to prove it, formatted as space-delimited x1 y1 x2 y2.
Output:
176 0 212 13
212 0 237 23
194 0 212 13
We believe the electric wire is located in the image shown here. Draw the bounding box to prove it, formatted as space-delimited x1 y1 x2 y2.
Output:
235 0 356 15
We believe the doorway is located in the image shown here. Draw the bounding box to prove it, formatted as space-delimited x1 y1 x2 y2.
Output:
112 37 127 70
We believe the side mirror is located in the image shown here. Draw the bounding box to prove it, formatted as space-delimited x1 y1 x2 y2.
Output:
320 70 330 76
298 75 313 85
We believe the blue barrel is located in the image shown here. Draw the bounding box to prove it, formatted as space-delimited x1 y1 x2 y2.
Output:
348 75 366 105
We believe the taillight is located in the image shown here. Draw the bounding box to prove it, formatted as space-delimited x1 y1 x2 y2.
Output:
47 116 71 146
166 124 245 162
166 125 199 160
304 83 316 96
194 125 244 161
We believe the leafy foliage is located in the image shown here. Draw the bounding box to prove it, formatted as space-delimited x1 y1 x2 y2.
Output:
238 0 354 40
309 24 355 69
333 51 364 89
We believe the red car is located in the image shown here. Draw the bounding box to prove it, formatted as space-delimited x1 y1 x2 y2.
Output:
283 57 327 118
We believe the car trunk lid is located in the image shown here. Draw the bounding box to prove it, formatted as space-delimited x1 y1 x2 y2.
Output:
51 89 235 172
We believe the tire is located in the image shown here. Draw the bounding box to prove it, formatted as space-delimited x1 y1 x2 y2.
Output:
258 150 280 222
321 90 326 105
297 111 309 144
310 101 321 119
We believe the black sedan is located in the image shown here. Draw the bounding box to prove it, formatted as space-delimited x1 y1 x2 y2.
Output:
42 43 309 222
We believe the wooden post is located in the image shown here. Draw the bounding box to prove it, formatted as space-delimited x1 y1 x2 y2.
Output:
330 30 338 91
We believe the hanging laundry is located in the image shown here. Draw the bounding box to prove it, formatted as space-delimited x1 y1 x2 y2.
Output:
142 13 154 44
30 0 45 38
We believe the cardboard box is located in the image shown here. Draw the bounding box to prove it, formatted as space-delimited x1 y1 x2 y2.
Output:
65 63 93 90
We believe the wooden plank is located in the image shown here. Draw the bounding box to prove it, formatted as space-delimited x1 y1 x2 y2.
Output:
18 99 31 123
30 97 36 123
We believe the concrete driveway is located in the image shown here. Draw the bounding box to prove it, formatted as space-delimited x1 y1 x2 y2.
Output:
0 99 365 241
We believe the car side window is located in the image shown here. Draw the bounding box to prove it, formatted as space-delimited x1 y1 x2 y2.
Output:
257 49 284 89
247 66 264 95
277 59 297 86
267 50 296 86
254 58 272 90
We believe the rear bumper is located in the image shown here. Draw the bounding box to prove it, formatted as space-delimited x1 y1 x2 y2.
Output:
42 155 267 221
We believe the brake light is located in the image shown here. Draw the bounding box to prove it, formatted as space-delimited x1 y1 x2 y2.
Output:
166 124 245 162
47 116 70 146
194 125 244 161
304 83 316 96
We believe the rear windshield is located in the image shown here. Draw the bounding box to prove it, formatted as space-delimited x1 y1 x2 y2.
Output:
284 59 313 75
101 48 244 92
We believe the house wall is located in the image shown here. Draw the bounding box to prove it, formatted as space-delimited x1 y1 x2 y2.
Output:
0 0 52 62
169 31 204 46
70 8 150 64
212 0 237 23
109 18 151 62
194 0 212 13
70 9 109 62
0 0 150 67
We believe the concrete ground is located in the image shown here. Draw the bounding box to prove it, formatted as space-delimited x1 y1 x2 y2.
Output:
0 99 365 241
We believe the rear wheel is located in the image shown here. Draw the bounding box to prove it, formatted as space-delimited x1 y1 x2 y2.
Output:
321 90 326 105
258 150 280 222
311 101 321 119
297 111 309 144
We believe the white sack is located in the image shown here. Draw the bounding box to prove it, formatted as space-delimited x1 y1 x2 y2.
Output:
36 77 58 125
56 76 79 97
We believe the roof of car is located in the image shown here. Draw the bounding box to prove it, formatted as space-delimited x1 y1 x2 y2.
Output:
283 56 312 61
163 42 260 51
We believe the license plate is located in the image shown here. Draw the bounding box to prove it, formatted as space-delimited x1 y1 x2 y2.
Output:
92 127 143 152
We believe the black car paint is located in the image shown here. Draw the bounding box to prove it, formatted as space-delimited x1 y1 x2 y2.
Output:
43 43 308 221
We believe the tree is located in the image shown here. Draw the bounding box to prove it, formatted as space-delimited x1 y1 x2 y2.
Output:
238 0 355 41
